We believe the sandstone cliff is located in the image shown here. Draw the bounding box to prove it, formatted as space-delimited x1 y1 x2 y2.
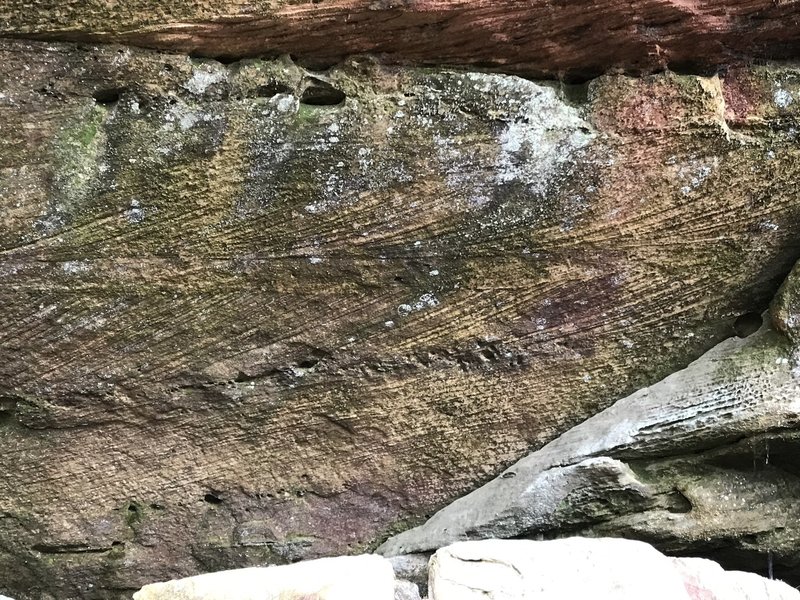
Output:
2 3 800 598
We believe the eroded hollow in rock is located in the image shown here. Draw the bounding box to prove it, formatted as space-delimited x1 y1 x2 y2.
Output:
300 78 346 106
255 83 293 98
733 312 763 338
203 492 223 505
92 87 123 105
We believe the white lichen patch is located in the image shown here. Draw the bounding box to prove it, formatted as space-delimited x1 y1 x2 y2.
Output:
178 111 201 131
397 292 440 316
424 72 597 220
774 86 794 109
271 94 299 114
61 260 91 275
162 102 219 132
185 65 227 96
34 212 66 235
676 157 718 196
487 78 595 193
759 220 780 232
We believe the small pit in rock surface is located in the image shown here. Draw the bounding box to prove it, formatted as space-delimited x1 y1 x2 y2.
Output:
733 312 762 338
300 79 346 106
204 493 223 505
92 88 123 105
256 83 293 98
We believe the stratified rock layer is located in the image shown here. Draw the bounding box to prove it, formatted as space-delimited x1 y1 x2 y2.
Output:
2 0 800 77
3 39 800 598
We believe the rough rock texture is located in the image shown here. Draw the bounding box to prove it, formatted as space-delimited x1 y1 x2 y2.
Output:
393 580 422 600
380 266 800 583
3 1 800 77
132 554 394 600
389 555 429 597
428 538 800 600
3 38 800 598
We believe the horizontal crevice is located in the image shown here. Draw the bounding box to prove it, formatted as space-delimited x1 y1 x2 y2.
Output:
32 543 114 554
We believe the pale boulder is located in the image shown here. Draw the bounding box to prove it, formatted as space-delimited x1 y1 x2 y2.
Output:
133 554 394 600
428 538 799 600
674 558 800 600
725 571 800 600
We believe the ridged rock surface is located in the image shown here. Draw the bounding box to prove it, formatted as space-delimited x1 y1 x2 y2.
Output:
3 38 800 598
2 1 800 77
380 263 800 584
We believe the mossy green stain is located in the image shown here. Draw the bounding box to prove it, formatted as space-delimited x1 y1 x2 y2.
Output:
49 102 107 213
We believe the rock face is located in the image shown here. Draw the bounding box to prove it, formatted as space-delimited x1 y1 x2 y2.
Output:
132 554 394 600
2 1 800 78
380 265 800 583
388 555 429 597
3 37 800 599
428 538 800 600
393 580 422 600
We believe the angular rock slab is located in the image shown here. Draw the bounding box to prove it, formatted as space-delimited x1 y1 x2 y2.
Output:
380 313 800 556
429 539 800 600
4 39 800 598
133 554 394 600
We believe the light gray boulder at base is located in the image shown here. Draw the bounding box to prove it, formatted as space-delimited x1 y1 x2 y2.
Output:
428 538 800 600
132 554 394 600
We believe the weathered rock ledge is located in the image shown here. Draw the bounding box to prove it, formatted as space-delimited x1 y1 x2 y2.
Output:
2 1 800 77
